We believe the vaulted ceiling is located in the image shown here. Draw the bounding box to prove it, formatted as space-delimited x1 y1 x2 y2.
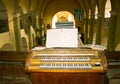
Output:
0 0 107 17
0 0 109 20
21 0 99 17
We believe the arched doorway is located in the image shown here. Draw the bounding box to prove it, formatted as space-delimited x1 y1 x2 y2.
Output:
52 11 75 28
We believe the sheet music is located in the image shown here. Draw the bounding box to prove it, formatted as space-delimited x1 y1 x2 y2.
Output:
46 28 78 48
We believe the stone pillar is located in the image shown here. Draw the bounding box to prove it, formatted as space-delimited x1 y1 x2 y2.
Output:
84 18 89 44
36 17 44 46
95 13 104 45
28 27 32 49
107 11 118 51
13 13 22 51
88 15 95 44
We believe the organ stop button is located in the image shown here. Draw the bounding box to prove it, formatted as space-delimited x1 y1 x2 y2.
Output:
94 62 101 66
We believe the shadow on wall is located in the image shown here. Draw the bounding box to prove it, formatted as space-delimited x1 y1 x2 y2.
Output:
21 37 27 51
1 43 13 51
115 43 120 51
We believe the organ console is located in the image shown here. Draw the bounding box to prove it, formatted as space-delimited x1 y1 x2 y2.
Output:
25 48 107 84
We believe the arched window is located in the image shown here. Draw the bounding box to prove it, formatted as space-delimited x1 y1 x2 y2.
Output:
105 0 111 18
95 6 98 19
104 0 111 28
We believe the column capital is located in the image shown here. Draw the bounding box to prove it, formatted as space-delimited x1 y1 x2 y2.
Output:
12 13 20 18
90 14 95 18
97 12 104 17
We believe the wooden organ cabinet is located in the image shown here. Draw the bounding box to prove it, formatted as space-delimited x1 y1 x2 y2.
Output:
25 48 107 84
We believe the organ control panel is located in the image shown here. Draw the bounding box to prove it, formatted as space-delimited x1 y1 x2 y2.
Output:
25 48 107 73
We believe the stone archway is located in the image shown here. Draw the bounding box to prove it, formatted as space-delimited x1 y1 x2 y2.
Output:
1 43 13 51
52 11 75 28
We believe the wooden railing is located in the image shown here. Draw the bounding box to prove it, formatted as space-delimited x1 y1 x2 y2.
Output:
0 51 31 84
105 51 120 69
0 51 31 62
